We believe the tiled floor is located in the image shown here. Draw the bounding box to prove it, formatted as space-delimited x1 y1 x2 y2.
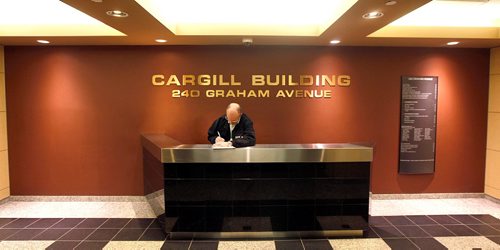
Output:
0 198 499 249
0 214 498 249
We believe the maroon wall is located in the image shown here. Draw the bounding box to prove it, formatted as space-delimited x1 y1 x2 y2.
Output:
5 46 489 195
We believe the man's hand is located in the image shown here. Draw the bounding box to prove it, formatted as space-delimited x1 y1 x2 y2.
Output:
215 136 225 143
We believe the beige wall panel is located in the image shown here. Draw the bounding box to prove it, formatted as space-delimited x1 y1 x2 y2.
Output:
0 73 5 112
485 186 500 199
487 112 500 151
492 47 500 75
490 74 500 113
0 112 6 151
0 150 9 190
485 149 500 198
487 47 500 199
0 187 9 201
0 46 4 73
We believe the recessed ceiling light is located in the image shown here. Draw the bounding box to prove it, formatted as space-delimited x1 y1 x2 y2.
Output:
155 39 167 43
106 10 128 17
385 1 397 6
91 0 103 2
447 41 460 45
36 40 50 44
329 40 341 44
362 11 384 19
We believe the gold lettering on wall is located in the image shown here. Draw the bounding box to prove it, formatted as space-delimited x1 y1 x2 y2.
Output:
151 73 351 99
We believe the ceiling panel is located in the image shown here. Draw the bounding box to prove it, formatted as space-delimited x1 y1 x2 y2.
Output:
0 0 498 48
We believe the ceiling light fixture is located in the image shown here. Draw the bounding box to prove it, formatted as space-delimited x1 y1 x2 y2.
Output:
329 40 341 44
91 0 103 2
385 1 397 6
242 38 253 46
37 40 50 44
447 41 460 45
155 39 167 43
362 11 384 19
106 10 128 17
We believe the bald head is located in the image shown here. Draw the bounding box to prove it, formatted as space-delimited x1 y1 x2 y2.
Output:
226 103 242 125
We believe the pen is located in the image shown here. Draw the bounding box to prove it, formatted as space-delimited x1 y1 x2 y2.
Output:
217 131 221 137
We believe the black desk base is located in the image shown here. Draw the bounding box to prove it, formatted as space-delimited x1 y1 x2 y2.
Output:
161 162 370 239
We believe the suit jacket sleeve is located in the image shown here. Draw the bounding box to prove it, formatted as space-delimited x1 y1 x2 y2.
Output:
232 116 256 147
207 118 220 144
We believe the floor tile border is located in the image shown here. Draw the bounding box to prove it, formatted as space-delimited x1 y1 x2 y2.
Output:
0 192 489 202
485 194 500 205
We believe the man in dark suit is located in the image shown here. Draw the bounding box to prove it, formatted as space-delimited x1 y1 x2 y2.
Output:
208 103 256 148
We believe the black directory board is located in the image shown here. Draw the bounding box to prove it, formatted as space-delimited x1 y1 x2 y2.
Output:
398 76 438 174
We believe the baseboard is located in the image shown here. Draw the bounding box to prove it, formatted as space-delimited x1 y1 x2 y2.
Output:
8 195 147 202
370 192 484 200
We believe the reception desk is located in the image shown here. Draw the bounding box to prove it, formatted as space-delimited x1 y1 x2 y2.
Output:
142 134 373 239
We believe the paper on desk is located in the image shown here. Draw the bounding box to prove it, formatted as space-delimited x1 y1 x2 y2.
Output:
212 141 235 149
212 145 235 149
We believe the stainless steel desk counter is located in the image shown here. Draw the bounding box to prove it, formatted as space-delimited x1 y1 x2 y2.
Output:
141 134 373 163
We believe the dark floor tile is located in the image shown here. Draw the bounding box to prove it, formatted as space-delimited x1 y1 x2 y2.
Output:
371 226 404 238
46 241 81 250
472 214 500 224
275 240 303 250
190 240 219 250
75 218 108 228
100 218 131 228
148 219 163 229
2 218 39 228
27 218 62 229
419 225 455 237
406 215 438 225
383 238 419 250
428 215 460 225
444 225 480 236
161 240 191 250
125 218 154 229
0 229 21 240
363 227 380 238
139 228 167 241
59 228 94 240
32 228 69 240
74 241 109 250
409 237 447 250
468 224 500 236
86 228 120 241
450 215 483 225
369 216 391 226
491 224 500 231
487 236 500 245
5 228 45 240
51 218 84 228
112 228 145 241
395 225 431 238
0 218 17 227
157 213 166 221
301 239 333 250
384 216 415 226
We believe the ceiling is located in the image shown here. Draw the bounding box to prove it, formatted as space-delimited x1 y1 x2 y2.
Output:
0 0 499 48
